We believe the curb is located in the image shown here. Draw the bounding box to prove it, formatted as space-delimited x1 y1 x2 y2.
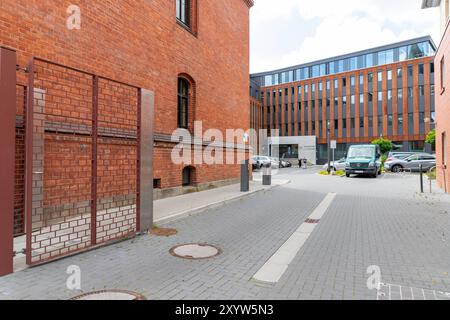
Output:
155 180 291 225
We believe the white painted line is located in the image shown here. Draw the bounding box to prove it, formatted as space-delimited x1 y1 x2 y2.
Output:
308 193 336 220
252 193 336 284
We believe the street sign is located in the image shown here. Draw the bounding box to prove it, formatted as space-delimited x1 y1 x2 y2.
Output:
330 140 337 149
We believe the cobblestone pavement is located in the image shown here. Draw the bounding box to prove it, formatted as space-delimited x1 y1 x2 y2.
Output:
1 168 449 300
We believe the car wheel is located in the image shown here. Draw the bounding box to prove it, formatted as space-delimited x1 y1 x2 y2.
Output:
392 165 403 173
346 173 350 178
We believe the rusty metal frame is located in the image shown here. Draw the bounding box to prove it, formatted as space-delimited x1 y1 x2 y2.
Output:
0 47 17 276
91 75 99 246
136 89 142 231
24 57 35 266
24 56 142 266
13 84 28 238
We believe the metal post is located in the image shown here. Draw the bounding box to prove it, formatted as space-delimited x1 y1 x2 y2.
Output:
25 58 34 266
327 121 331 174
443 165 448 193
332 148 335 169
91 76 98 246
241 160 250 192
0 47 16 276
139 89 154 232
262 164 272 186
420 164 424 193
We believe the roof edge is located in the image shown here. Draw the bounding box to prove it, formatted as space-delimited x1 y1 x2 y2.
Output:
251 36 437 77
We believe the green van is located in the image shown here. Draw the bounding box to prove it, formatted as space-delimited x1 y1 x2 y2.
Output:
345 144 382 178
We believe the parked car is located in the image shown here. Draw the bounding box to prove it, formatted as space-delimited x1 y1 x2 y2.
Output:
322 158 346 171
283 160 293 168
387 151 422 161
252 156 280 169
251 156 261 170
384 153 436 173
269 157 281 168
345 144 382 178
271 157 292 168
252 156 271 170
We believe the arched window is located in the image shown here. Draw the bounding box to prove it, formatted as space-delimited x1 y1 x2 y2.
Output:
182 167 195 186
178 78 189 129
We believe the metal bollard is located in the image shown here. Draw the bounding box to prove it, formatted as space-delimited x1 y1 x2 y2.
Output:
262 164 272 186
241 160 250 192
419 164 424 193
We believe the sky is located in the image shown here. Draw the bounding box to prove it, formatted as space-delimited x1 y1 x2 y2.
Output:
250 0 440 74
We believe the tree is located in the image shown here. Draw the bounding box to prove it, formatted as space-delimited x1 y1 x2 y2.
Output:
426 129 436 149
371 138 393 155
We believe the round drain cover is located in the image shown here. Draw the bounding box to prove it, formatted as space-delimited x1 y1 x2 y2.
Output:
71 290 146 300
170 243 222 260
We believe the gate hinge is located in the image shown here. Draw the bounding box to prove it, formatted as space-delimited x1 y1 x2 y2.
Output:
16 64 29 73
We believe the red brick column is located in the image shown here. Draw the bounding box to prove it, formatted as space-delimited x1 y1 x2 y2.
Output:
0 47 16 277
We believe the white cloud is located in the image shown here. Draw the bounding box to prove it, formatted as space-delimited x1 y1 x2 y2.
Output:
250 0 298 24
251 0 440 73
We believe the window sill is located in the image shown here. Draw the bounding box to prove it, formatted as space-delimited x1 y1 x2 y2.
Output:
176 20 197 38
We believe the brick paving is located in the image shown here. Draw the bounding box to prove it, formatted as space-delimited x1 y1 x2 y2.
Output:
0 168 449 300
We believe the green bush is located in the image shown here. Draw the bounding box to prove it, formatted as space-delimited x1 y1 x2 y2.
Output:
381 154 388 167
426 129 436 149
426 167 437 180
371 138 393 155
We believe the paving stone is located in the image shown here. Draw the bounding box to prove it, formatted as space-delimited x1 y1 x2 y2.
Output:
1 169 450 300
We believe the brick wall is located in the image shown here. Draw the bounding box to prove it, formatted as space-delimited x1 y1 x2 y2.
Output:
1 0 252 236
435 25 450 193
1 0 252 191
0 0 249 175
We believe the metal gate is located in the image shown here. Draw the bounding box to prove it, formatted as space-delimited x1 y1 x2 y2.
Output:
25 57 141 265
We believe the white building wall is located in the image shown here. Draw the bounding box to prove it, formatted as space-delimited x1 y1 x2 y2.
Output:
268 136 317 164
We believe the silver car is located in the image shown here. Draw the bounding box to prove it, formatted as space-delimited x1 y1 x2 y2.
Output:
322 158 346 171
384 153 436 173
252 156 280 169
252 156 272 169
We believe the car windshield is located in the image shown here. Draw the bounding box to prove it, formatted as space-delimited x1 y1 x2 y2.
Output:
347 147 375 159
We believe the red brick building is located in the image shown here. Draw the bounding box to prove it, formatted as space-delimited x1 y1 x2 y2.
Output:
435 32 450 193
423 0 450 193
0 0 253 208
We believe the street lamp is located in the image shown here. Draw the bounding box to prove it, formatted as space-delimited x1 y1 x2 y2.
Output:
327 120 331 174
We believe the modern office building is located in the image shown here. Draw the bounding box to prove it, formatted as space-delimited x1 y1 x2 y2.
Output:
422 0 450 193
250 37 437 163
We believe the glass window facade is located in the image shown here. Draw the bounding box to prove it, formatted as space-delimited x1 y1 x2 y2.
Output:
254 38 436 163
261 40 435 86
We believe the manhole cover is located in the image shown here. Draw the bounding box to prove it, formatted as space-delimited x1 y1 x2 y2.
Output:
170 243 222 260
71 290 146 300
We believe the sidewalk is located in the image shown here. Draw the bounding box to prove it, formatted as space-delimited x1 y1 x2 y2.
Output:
154 179 290 224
